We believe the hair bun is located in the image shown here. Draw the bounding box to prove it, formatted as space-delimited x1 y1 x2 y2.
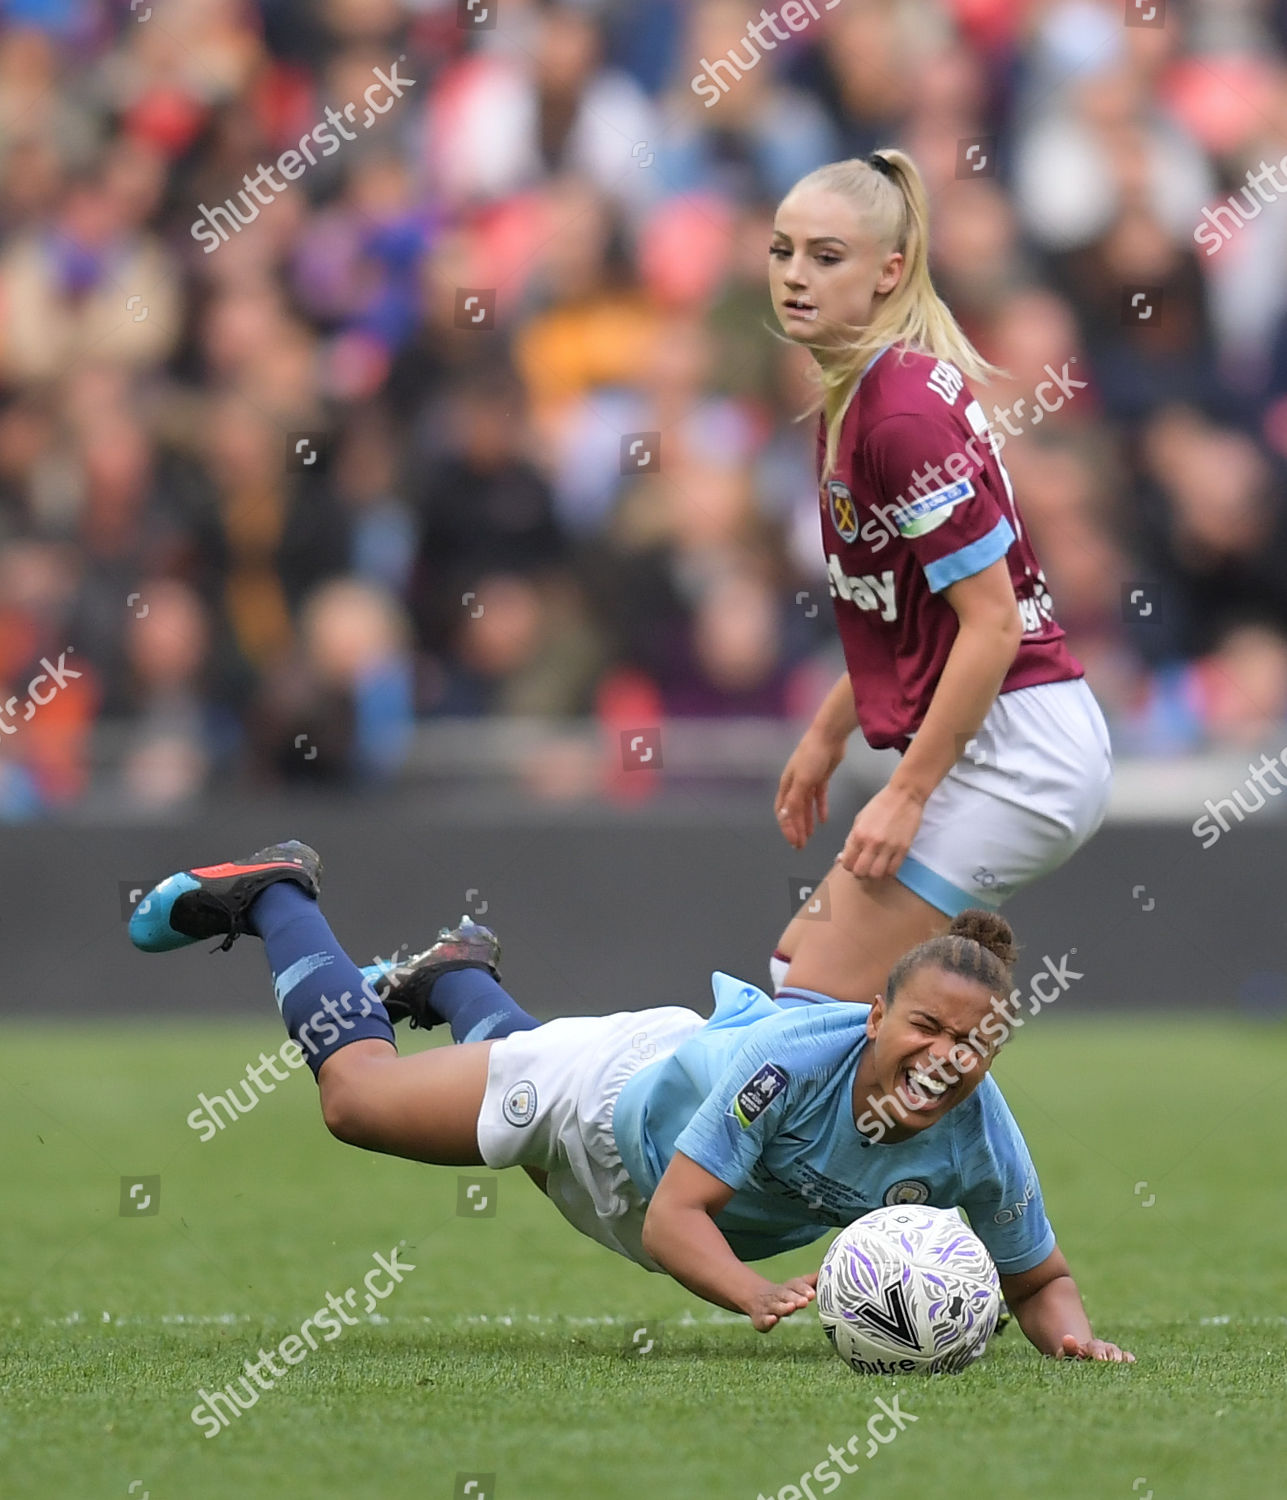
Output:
948 908 1018 968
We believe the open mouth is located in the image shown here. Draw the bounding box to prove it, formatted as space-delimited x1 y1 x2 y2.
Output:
782 297 818 321
900 1064 951 1112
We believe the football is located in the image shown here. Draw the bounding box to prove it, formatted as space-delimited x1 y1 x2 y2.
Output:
817 1205 1001 1375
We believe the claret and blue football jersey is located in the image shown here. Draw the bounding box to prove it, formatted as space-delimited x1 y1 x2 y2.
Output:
818 344 1083 750
612 973 1055 1275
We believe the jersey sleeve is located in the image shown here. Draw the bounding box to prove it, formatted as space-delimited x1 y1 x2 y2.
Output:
954 1083 1055 1276
863 410 1015 594
672 1028 802 1192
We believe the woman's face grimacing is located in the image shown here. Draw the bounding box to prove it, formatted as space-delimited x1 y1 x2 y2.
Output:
856 964 1010 1140
769 185 904 351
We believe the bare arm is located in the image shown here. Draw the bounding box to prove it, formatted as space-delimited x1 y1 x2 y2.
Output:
775 673 858 849
1000 1247 1134 1362
810 670 861 745
888 556 1023 804
642 1152 817 1331
840 557 1023 878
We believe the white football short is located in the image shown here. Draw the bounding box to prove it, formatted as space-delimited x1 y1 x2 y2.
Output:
893 676 1113 915
475 1006 706 1270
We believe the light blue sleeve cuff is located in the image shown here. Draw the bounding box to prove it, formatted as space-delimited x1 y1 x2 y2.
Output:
988 1223 1057 1277
923 516 1015 594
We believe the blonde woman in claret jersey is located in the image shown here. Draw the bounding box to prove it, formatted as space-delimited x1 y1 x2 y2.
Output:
766 151 1112 1010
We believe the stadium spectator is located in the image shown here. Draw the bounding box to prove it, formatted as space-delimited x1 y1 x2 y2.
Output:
249 576 414 784
117 577 238 811
1133 406 1287 661
0 0 1285 807
405 364 570 661
435 571 607 719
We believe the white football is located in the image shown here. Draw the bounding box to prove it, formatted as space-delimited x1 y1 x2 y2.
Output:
817 1205 1001 1375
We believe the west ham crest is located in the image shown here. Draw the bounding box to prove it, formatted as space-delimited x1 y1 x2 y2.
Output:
825 480 859 542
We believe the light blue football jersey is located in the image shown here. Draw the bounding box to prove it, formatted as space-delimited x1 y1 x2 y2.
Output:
612 973 1055 1275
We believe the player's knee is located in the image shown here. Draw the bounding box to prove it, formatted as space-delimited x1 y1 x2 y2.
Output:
319 1078 372 1146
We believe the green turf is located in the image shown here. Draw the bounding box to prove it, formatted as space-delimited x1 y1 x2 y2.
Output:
2 1017 1286 1500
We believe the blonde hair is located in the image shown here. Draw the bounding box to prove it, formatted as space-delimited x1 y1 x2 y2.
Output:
781 150 1001 478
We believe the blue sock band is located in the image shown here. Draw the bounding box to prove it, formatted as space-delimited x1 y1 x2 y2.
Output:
249 882 395 1077
429 968 540 1044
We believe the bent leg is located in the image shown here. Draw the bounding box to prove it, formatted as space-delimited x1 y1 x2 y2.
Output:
777 868 948 1004
244 882 573 1185
247 882 495 1165
317 1038 493 1165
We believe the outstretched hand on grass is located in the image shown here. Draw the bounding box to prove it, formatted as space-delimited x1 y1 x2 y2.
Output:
1055 1333 1135 1363
748 1273 818 1332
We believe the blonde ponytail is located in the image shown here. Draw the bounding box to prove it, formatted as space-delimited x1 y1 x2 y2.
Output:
784 150 1001 479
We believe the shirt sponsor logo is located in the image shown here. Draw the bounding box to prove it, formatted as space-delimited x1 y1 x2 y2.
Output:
993 1176 1036 1225
826 480 860 542
729 1063 788 1128
889 477 974 538
502 1080 538 1127
825 557 899 621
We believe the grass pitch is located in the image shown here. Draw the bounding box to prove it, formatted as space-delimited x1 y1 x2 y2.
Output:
2 1016 1286 1500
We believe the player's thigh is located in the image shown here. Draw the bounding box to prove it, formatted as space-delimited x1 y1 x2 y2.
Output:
317 1039 493 1166
780 870 948 1004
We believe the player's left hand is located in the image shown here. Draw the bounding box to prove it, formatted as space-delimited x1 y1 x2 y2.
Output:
1055 1334 1135 1363
748 1274 818 1332
837 783 924 880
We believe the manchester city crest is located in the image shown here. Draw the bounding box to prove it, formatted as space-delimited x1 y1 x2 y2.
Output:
825 480 859 542
883 1179 931 1206
502 1080 538 1127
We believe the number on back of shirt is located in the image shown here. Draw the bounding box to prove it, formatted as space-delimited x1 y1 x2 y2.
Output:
927 361 964 406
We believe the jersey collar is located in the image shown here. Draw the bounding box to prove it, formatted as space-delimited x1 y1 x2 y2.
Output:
835 343 892 429
860 344 892 381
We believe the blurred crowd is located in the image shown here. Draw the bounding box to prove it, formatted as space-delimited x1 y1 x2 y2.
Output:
3 0 1287 812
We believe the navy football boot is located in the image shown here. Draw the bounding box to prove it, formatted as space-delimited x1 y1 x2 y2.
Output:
129 840 322 953
359 916 501 1029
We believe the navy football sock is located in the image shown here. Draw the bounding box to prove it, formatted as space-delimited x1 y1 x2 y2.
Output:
248 882 395 1077
429 968 540 1044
